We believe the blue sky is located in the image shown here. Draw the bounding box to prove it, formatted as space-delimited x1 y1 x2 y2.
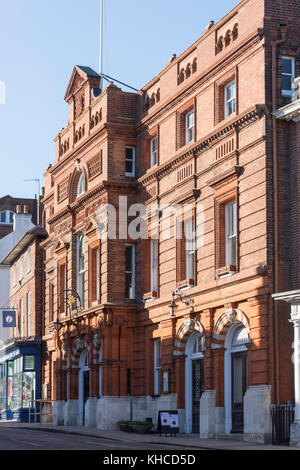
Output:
0 0 239 199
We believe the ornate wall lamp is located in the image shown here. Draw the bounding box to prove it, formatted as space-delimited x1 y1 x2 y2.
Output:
168 290 194 317
53 290 82 332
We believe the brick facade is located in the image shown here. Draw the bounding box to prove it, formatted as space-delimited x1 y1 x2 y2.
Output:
41 0 300 437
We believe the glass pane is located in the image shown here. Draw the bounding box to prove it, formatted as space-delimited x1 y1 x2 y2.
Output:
11 371 22 409
227 99 236 116
233 356 243 404
282 58 292 74
22 371 36 407
125 246 133 272
0 212 6 223
125 160 133 174
24 356 35 370
125 147 134 160
9 212 14 224
230 237 237 265
125 273 133 298
282 75 292 91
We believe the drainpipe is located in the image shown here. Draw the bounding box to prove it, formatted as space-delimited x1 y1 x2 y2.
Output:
271 24 287 405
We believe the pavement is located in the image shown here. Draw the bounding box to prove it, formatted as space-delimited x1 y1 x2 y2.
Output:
0 420 296 450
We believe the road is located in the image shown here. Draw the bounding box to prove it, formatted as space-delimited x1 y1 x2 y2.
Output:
0 426 199 450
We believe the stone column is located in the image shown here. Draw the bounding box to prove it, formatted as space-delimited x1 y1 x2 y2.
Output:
290 318 300 447
272 291 300 448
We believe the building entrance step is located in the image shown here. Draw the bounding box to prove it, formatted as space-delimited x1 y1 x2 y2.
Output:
216 433 244 441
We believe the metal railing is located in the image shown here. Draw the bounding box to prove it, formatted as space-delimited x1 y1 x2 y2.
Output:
28 400 54 424
270 403 295 445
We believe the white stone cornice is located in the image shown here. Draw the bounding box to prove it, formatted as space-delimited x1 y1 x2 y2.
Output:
274 99 300 122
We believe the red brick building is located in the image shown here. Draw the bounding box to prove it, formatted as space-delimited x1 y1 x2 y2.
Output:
0 222 47 419
41 0 300 442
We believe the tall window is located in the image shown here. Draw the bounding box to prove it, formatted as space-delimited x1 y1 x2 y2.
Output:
225 200 237 266
225 81 236 118
20 297 24 337
12 264 16 287
90 245 100 303
19 255 24 281
27 247 31 273
185 111 194 144
125 245 135 299
282 57 295 96
58 262 66 313
77 234 85 306
151 239 158 292
49 280 54 322
150 137 158 167
125 146 135 177
13 303 17 338
154 339 161 395
27 291 31 337
185 219 195 280
77 172 85 198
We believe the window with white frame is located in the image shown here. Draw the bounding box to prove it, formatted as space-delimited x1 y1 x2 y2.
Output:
151 239 158 292
282 57 295 96
13 303 17 338
77 234 85 306
125 146 135 177
185 219 195 280
150 137 158 167
185 111 194 144
27 291 31 337
19 255 24 281
0 211 14 225
27 247 31 273
225 81 236 118
20 297 24 337
154 339 161 395
77 172 85 198
13 263 16 287
225 200 237 266
125 245 135 299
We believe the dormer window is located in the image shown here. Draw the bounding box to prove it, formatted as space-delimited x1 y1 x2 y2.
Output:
77 172 85 198
0 210 14 225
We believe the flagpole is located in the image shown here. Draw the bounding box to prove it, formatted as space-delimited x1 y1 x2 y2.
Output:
99 0 104 91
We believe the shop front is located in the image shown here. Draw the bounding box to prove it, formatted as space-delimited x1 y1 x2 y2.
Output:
0 339 41 420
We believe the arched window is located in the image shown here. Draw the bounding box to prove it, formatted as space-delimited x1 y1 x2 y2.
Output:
225 30 231 47
76 172 85 198
192 58 197 74
185 64 191 79
77 234 85 306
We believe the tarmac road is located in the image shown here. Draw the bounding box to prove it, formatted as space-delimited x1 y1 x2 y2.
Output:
0 426 200 451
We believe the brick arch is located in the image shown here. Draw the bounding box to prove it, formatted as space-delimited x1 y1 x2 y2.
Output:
173 319 204 356
71 338 89 366
212 309 250 349
69 166 88 203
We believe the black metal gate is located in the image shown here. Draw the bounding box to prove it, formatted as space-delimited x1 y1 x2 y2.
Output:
270 404 294 445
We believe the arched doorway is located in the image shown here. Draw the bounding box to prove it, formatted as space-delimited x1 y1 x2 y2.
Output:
224 323 250 434
78 349 89 426
185 332 205 433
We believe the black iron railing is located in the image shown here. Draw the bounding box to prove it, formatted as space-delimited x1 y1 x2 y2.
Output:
270 403 294 445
